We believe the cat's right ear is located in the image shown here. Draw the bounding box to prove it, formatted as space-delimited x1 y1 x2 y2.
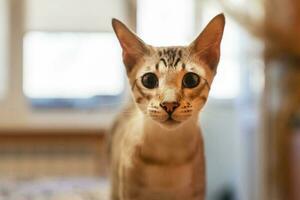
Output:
189 14 225 71
112 18 149 73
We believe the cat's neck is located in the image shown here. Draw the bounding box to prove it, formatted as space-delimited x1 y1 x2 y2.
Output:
131 108 202 164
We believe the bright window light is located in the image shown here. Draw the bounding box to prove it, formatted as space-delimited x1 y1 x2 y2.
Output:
209 18 241 99
201 3 241 99
23 32 124 99
210 59 240 99
137 0 195 46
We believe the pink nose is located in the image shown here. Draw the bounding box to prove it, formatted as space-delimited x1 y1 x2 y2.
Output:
160 101 180 114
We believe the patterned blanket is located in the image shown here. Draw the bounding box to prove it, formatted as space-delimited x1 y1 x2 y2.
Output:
0 177 109 200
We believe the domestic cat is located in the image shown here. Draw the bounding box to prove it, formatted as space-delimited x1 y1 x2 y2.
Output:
110 14 225 200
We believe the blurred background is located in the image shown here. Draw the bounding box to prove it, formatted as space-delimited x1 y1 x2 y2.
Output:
0 0 299 200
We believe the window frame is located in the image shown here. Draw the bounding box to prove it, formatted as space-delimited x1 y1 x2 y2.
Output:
0 0 133 131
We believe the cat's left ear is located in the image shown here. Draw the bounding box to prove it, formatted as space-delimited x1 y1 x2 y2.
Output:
112 18 149 73
189 14 225 71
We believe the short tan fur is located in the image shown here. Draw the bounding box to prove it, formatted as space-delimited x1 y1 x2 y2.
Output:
110 14 225 200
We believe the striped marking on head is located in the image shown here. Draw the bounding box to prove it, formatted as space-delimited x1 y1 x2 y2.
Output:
156 48 184 70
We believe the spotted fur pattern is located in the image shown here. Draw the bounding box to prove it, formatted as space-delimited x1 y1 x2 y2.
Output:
110 14 225 200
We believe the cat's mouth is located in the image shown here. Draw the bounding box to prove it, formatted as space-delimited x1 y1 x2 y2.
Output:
163 116 181 125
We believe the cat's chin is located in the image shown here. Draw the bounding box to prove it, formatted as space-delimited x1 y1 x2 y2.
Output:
157 118 183 130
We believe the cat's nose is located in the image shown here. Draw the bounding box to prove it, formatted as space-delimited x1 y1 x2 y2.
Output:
160 101 180 114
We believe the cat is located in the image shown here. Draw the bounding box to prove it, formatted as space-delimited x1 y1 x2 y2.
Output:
109 14 225 200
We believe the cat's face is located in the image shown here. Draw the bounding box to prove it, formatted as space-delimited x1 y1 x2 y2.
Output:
112 14 225 128
129 47 213 128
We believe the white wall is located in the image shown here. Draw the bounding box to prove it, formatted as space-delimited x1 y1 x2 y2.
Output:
201 102 240 200
25 0 127 31
0 0 8 100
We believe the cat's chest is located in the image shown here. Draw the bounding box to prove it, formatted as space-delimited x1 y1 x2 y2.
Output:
125 143 203 188
120 145 204 200
136 161 194 188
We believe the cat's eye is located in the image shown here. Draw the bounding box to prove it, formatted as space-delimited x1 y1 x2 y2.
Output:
182 72 200 88
141 73 158 89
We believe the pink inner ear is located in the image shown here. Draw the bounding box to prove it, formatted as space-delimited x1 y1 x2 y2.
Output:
189 14 225 71
121 42 148 73
112 19 148 73
112 18 149 73
197 48 220 70
190 37 222 71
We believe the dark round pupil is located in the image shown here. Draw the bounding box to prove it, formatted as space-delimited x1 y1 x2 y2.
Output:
183 73 200 88
142 73 158 89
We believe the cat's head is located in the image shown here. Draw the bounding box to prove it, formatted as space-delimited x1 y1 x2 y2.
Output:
112 14 225 129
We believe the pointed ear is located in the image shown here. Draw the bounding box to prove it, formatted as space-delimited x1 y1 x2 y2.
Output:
112 18 149 73
189 14 225 71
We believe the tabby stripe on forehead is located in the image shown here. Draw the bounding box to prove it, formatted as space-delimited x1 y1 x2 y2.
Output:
169 50 176 64
178 49 182 57
174 57 180 67
155 63 159 71
160 58 167 67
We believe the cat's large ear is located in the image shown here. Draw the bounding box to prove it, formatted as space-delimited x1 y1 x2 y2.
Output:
112 18 149 73
189 14 225 71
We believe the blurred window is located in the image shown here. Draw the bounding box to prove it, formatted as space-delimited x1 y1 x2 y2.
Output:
0 0 8 100
137 0 195 46
23 32 124 108
208 20 241 99
25 0 126 32
200 2 241 99
22 0 127 108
